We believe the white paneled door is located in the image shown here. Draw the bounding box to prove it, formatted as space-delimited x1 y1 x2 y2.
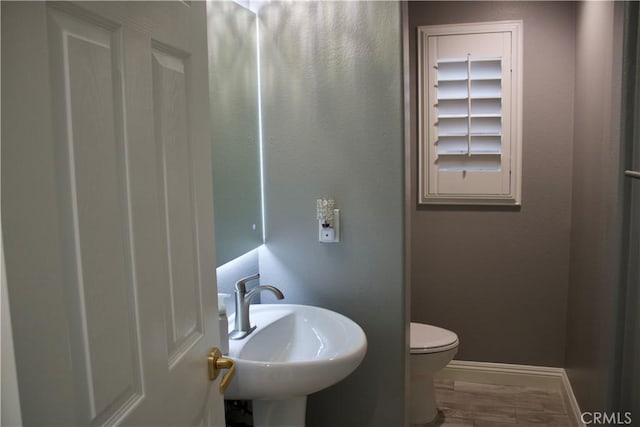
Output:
2 2 225 425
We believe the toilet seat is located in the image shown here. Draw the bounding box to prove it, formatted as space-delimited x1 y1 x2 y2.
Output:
410 322 458 354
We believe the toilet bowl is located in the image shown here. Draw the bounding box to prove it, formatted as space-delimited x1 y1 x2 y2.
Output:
409 322 459 425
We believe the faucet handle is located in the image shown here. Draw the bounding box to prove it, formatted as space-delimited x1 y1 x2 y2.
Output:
234 273 260 292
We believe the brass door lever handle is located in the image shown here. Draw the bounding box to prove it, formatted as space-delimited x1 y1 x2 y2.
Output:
208 347 235 393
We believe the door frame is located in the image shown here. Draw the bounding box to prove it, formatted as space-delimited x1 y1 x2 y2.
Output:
615 0 640 416
1 229 23 426
0 3 23 421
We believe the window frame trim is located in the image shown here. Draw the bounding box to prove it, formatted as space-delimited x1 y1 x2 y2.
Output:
417 20 524 206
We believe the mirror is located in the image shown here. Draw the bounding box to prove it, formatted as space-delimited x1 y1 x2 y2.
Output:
207 1 263 266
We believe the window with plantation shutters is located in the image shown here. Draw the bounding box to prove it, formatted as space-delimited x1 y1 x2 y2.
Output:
418 21 523 205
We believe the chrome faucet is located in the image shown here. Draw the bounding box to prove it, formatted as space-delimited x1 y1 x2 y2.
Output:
229 273 284 340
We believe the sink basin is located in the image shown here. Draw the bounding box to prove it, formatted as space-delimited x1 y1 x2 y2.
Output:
224 304 367 426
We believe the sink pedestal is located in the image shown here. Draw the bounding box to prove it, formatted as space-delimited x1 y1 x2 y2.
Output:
253 396 306 427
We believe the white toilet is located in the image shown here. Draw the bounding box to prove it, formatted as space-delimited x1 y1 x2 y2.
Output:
409 322 459 425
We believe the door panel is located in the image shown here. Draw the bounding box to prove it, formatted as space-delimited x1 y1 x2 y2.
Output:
1 2 224 425
47 8 144 423
151 47 205 367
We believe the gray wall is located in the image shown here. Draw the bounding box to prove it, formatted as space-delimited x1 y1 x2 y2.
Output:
409 1 576 367
257 2 406 426
565 0 625 413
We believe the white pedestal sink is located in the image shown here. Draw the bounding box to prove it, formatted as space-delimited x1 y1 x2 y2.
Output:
224 304 367 427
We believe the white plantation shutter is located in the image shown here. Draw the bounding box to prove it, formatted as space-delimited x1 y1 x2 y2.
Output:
418 21 523 205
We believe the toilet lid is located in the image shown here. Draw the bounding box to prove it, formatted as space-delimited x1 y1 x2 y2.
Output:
410 322 458 354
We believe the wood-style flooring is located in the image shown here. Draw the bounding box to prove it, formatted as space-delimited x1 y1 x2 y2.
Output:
429 378 573 426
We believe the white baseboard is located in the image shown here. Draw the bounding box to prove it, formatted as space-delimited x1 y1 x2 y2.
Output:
434 360 584 427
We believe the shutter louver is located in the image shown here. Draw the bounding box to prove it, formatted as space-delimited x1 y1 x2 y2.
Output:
435 57 502 172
